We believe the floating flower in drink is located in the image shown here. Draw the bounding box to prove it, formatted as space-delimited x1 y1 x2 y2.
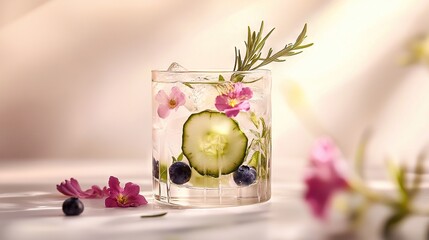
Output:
215 82 253 117
155 86 186 118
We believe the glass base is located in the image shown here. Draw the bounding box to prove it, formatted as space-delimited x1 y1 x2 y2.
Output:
153 179 271 208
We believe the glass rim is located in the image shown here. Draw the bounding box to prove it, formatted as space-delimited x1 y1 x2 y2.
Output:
151 69 271 74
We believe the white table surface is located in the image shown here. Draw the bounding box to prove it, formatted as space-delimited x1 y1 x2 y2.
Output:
0 159 427 240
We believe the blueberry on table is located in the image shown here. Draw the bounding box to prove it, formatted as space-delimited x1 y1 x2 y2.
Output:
62 197 84 216
233 165 257 186
169 162 192 185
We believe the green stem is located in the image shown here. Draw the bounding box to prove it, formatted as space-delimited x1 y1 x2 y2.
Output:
350 198 371 228
409 206 429 216
349 178 397 207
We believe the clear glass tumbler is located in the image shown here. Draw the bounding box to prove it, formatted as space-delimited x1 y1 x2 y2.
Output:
152 69 271 207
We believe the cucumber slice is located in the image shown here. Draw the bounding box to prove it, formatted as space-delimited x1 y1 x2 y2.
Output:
188 168 230 187
182 110 248 177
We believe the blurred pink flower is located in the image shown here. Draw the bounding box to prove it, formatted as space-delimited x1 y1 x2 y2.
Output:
215 83 253 117
304 138 348 219
57 178 108 199
105 176 147 208
155 86 186 118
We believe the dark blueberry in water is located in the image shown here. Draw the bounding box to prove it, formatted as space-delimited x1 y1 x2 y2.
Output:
153 157 159 179
62 197 84 216
233 165 257 186
169 162 192 185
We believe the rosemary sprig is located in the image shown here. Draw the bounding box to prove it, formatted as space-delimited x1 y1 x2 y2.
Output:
233 21 313 72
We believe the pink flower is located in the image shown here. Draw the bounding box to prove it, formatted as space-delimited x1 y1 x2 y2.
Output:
57 178 108 199
304 138 348 219
155 86 186 118
105 176 147 208
215 83 253 117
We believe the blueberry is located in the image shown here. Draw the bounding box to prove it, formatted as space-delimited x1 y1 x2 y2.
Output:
153 157 159 179
233 165 257 186
62 197 84 216
169 162 192 185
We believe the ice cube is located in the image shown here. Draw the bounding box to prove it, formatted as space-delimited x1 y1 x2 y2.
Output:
167 62 187 71
163 115 189 152
183 84 219 112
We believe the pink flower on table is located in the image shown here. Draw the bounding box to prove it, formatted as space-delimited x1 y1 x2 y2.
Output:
155 86 186 118
304 138 349 219
57 178 108 199
215 82 253 117
105 176 147 208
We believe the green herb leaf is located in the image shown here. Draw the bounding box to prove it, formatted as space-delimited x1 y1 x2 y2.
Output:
250 111 260 128
409 151 426 198
231 73 244 83
233 21 313 74
386 159 409 204
218 75 225 82
248 151 260 168
246 139 256 153
355 130 371 179
140 212 168 218
177 152 184 162
182 82 194 89
260 117 267 137
250 129 261 138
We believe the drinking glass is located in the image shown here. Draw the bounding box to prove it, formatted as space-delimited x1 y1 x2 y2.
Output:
152 69 271 207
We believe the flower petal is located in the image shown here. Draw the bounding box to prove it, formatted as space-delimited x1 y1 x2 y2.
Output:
303 138 349 219
170 86 181 98
171 87 186 108
108 176 122 195
214 95 230 111
125 195 148 207
155 90 169 103
64 180 83 196
240 87 253 100
157 104 171 118
82 186 109 198
123 182 140 197
105 197 119 208
56 182 76 197
310 138 338 165
70 178 84 192
56 178 108 199
236 101 250 112
224 108 240 117
304 169 339 219
232 82 244 95
175 93 186 108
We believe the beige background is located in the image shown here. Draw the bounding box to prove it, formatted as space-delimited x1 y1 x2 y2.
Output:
1 0 429 171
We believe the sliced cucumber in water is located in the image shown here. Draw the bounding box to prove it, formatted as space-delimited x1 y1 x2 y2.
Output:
188 168 230 187
181 110 248 177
